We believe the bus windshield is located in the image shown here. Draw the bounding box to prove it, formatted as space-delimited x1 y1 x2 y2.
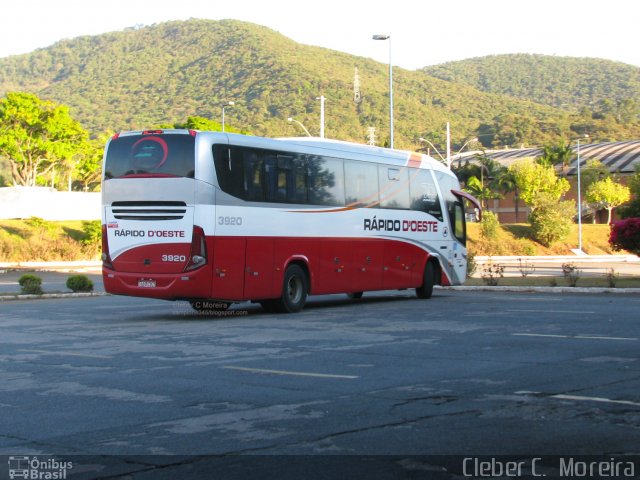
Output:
104 133 196 180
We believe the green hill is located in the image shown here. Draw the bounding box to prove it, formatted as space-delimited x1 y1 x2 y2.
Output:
422 54 640 114
1 21 639 150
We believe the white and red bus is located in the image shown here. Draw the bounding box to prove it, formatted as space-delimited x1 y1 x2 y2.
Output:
101 130 480 313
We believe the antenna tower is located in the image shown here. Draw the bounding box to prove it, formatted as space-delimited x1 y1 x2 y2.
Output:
354 67 361 104
367 127 376 146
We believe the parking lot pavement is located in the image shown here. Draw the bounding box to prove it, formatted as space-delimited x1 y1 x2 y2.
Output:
1 290 639 478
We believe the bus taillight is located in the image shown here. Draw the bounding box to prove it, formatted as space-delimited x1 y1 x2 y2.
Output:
101 224 114 270
185 225 207 271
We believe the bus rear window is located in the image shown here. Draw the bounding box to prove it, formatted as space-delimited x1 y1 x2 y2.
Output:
104 134 196 180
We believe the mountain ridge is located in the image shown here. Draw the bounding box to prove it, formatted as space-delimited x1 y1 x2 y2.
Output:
1 19 638 149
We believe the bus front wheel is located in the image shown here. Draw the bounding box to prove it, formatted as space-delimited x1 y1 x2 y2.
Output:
415 262 435 299
275 264 308 313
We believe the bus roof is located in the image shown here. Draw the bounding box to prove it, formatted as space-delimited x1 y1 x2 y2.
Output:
113 129 453 175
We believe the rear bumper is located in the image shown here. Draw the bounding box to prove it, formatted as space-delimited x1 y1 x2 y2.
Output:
102 266 211 300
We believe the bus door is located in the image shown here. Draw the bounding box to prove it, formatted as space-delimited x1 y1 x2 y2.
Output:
448 190 482 284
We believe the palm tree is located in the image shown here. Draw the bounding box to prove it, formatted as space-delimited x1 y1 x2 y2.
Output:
460 153 509 210
538 143 573 176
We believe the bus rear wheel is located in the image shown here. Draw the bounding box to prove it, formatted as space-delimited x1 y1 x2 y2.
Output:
415 262 435 299
274 264 308 313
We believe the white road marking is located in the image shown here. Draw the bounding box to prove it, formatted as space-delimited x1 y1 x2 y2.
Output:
512 333 637 341
507 309 595 314
516 391 640 407
222 366 359 379
20 349 111 359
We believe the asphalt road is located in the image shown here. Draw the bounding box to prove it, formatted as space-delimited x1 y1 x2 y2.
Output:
1 290 639 479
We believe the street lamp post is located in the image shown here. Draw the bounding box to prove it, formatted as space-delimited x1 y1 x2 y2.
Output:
316 96 325 138
221 101 234 133
372 34 393 149
418 138 446 164
457 137 479 156
287 117 311 137
575 135 589 254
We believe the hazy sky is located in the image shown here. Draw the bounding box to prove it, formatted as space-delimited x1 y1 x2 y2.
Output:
2 0 639 69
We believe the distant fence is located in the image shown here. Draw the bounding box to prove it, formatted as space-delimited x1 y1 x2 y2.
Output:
0 187 100 221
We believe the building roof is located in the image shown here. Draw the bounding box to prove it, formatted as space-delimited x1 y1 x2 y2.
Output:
453 140 640 174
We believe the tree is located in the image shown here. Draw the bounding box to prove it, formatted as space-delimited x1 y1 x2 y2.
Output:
609 218 640 255
508 158 570 209
174 115 244 134
459 154 510 210
0 92 88 186
73 134 109 191
529 193 575 247
580 159 610 194
538 143 572 171
586 177 631 224
618 165 640 219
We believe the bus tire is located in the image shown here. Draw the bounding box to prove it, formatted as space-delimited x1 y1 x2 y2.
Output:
347 292 363 299
190 299 231 312
415 261 435 299
275 264 308 313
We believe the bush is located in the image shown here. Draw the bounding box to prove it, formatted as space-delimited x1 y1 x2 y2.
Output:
480 261 505 286
609 218 640 255
18 274 43 295
529 195 575 247
466 250 477 278
561 262 581 287
480 211 500 241
81 220 102 246
25 217 58 235
66 275 94 292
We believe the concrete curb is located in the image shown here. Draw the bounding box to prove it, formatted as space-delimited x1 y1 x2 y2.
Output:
0 292 109 301
474 255 640 263
440 285 640 294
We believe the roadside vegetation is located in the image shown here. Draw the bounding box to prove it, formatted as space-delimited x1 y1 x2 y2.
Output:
0 218 100 262
0 217 630 263
467 223 623 256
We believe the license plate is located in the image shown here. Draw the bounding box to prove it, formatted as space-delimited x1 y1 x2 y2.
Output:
138 279 156 288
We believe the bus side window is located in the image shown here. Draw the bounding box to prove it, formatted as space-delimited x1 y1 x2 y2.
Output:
448 200 466 245
409 168 443 221
308 156 345 206
263 152 308 204
379 166 410 209
345 160 378 207
214 145 243 198
243 150 264 202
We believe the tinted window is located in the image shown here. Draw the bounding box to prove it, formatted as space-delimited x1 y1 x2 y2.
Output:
104 134 195 179
379 166 410 209
308 155 345 206
409 168 443 221
345 160 378 207
434 170 466 244
449 200 466 245
214 146 312 204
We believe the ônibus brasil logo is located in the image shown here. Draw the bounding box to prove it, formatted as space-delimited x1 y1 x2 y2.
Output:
7 456 73 479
